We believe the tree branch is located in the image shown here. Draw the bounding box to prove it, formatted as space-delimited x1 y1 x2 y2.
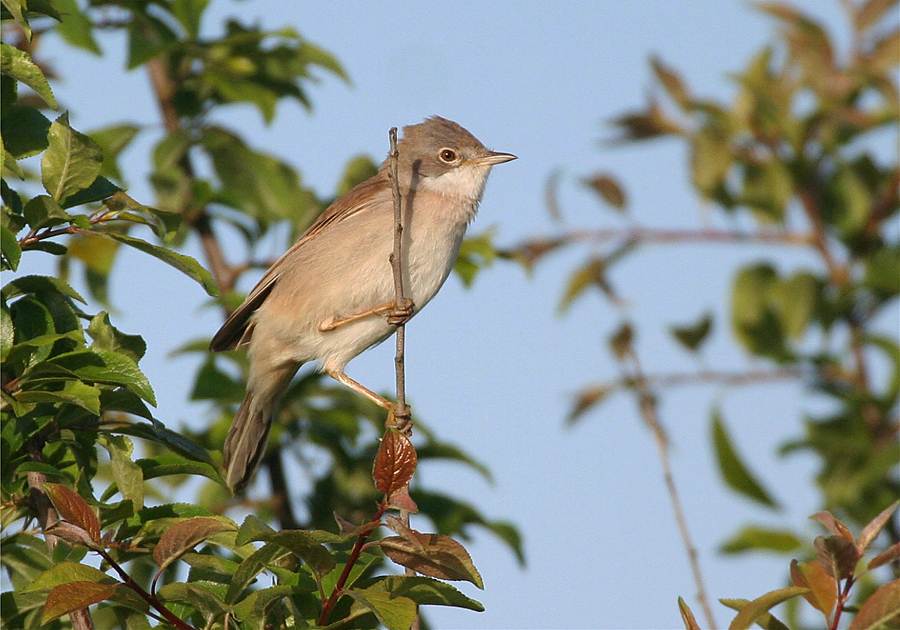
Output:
623 348 717 630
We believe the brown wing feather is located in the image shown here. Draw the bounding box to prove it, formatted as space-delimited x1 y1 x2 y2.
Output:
208 172 390 352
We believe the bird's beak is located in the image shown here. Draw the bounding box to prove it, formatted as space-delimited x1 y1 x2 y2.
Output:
470 151 517 167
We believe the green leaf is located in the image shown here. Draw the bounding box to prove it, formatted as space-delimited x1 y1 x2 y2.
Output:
22 194 68 231
89 124 140 182
50 348 155 404
54 0 101 55
2 274 86 304
725 587 810 630
88 312 146 362
731 263 786 358
99 435 144 509
1 105 51 159
720 598 790 630
770 272 818 339
345 585 417 630
368 575 484 611
249 530 335 579
864 246 900 296
670 312 713 352
61 175 119 208
16 380 101 414
2 0 32 39
712 410 778 508
156 581 228 620
691 128 731 199
559 257 607 314
719 525 802 554
336 154 379 196
24 562 113 593
232 585 296 630
99 232 219 297
41 113 103 202
225 543 287 604
135 454 221 483
127 11 178 69
1 224 21 270
0 43 56 108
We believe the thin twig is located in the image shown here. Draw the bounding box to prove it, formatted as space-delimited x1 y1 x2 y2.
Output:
625 348 717 629
387 127 419 629
388 127 409 419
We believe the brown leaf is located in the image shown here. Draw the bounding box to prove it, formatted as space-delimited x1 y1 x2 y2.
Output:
41 581 119 624
853 0 898 34
810 511 856 542
153 517 236 571
45 522 98 548
814 535 860 581
373 429 417 496
726 587 810 630
609 322 634 360
43 483 100 544
651 55 690 108
847 579 900 630
858 500 899 554
582 173 627 210
790 559 836 617
379 531 484 588
868 542 900 571
678 596 702 630
567 384 614 425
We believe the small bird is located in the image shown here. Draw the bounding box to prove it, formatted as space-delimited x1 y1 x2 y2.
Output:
209 116 516 491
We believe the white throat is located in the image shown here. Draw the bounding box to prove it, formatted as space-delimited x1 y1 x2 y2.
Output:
419 164 493 205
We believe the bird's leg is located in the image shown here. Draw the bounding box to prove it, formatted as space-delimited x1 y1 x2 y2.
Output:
325 368 393 408
324 369 412 434
318 299 416 332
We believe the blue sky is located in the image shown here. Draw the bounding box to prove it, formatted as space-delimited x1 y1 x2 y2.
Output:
14 1 897 627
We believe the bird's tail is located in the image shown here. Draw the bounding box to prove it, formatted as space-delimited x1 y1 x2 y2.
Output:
223 361 300 491
223 395 273 491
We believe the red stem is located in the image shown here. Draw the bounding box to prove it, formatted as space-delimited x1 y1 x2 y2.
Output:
97 549 196 630
829 575 854 630
317 504 386 625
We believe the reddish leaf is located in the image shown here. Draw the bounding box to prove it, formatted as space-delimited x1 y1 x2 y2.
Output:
153 517 236 571
858 500 899 554
790 559 836 618
678 596 701 630
378 530 484 588
386 486 418 513
869 542 900 571
810 511 855 542
567 384 614 426
43 483 100 544
847 579 900 630
814 535 859 581
373 429 417 496
41 581 119 623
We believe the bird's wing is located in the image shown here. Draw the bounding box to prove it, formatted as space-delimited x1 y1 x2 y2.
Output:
208 172 390 352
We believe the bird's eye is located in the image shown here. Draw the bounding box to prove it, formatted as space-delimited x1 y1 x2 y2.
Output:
439 148 457 163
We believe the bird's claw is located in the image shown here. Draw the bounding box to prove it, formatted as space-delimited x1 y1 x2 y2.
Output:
387 299 415 326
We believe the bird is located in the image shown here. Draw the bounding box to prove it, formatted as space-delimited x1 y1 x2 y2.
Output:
209 116 516 491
